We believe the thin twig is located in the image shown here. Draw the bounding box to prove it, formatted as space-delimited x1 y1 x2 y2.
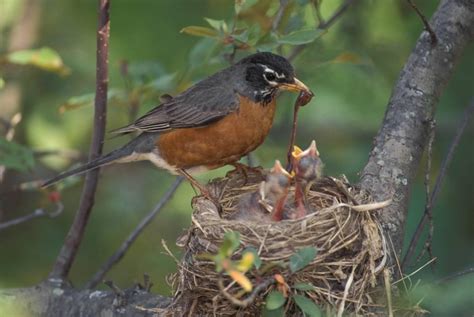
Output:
272 0 289 32
415 119 436 267
383 269 393 317
337 265 356 317
437 267 474 284
86 177 183 289
0 202 64 232
393 257 437 286
312 0 325 25
402 98 474 271
288 0 357 61
49 0 110 280
407 0 437 45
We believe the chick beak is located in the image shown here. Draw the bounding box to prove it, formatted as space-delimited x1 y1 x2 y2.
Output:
271 160 292 178
279 77 313 96
306 140 319 157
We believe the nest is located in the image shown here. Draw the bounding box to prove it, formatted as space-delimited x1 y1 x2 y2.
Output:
167 169 390 316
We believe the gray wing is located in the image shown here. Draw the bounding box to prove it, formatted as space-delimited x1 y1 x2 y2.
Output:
112 70 240 134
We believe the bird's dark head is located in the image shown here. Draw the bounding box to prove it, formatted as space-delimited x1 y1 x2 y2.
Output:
238 52 312 103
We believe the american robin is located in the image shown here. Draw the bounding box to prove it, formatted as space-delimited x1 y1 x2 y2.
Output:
230 160 292 222
42 52 312 197
290 140 323 219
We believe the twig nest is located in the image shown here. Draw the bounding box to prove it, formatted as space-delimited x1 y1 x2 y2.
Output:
168 169 389 316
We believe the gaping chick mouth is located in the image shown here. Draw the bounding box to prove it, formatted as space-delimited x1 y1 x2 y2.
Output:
279 77 314 96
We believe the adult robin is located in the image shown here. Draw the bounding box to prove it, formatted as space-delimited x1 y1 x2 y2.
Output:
43 52 313 197
290 140 323 219
230 160 292 222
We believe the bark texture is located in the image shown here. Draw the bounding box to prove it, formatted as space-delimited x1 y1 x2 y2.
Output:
0 283 171 317
359 0 474 254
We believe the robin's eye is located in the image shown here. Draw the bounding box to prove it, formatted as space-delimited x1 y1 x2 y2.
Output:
264 71 276 82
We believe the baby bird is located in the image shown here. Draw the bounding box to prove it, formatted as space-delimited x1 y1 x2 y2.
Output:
230 160 292 222
289 140 323 219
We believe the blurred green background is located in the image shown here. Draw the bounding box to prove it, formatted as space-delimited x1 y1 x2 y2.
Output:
0 0 472 315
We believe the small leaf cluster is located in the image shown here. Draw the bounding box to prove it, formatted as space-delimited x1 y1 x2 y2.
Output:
264 246 321 316
211 231 321 316
210 231 261 292
181 0 325 58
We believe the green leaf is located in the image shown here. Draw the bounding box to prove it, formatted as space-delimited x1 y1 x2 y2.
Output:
205 18 228 33
220 231 241 257
59 93 95 113
266 291 286 310
293 282 316 291
293 294 322 317
236 251 256 272
188 38 218 67
0 77 4 89
212 253 225 272
232 29 249 43
180 26 219 38
0 138 35 172
289 247 317 273
262 306 285 317
6 47 70 75
58 89 126 113
277 29 325 45
256 32 279 51
243 246 262 269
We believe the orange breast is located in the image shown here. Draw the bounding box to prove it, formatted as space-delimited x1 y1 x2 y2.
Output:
157 95 277 170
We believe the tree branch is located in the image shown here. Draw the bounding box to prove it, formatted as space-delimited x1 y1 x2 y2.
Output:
49 0 110 280
86 177 184 289
407 0 437 45
0 284 171 317
359 0 474 255
0 202 63 232
288 0 358 61
402 97 474 270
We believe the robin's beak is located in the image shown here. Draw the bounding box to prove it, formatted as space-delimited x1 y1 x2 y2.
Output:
279 77 313 96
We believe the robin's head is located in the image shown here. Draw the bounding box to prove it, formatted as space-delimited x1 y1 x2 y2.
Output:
239 52 313 102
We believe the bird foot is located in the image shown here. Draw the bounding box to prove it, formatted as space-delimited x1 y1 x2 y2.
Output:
179 169 222 214
228 162 264 185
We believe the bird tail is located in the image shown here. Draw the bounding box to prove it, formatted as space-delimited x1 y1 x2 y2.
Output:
42 147 132 188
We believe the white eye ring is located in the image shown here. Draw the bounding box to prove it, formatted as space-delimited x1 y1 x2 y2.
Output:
259 64 286 80
264 71 277 82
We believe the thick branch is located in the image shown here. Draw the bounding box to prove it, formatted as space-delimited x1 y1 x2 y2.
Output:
0 284 171 317
49 0 110 279
359 0 474 255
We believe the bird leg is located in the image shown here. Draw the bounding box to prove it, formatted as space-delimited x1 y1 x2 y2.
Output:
178 169 221 210
228 162 250 183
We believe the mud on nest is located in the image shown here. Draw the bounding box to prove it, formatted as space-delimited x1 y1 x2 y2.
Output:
167 169 390 316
